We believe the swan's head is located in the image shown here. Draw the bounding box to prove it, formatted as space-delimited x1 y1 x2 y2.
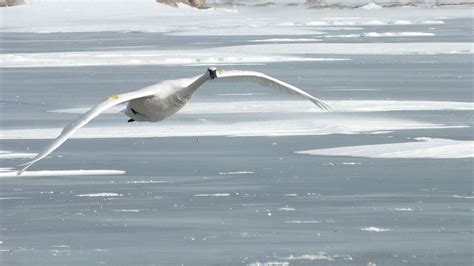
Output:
207 66 218 79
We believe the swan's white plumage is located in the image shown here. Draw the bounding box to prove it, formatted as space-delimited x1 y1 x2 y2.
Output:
217 70 331 110
17 68 330 174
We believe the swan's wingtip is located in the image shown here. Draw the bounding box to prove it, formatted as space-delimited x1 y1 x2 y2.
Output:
16 162 34 176
323 103 332 111
16 167 27 176
314 99 332 111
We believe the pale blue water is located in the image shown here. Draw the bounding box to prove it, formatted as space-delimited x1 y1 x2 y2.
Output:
0 18 472 265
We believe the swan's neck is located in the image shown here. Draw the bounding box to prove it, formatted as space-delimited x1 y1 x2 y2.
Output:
187 73 210 94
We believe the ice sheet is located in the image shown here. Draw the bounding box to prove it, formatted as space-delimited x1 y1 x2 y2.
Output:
215 42 472 55
2 41 470 68
296 137 474 159
0 170 125 177
48 100 474 115
167 26 325 36
0 51 347 68
0 117 462 140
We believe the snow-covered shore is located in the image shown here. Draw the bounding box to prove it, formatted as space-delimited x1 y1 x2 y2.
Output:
1 0 472 33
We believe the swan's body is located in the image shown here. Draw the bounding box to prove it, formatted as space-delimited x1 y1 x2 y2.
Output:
18 67 330 174
124 74 208 122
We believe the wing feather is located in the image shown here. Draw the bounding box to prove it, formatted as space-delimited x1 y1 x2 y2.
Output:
17 87 157 174
216 70 331 111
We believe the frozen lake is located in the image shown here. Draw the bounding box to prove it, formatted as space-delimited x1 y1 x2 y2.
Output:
0 2 473 265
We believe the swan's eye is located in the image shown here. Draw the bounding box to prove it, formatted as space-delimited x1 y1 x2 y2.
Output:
109 95 120 100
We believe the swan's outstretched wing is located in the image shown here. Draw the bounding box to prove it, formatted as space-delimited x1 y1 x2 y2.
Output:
215 70 331 111
17 87 158 174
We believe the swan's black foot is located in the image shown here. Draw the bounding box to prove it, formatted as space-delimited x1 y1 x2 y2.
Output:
128 119 135 123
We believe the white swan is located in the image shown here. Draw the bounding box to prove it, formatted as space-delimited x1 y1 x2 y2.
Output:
17 67 330 174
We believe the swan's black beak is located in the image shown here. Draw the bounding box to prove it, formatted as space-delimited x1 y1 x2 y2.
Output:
208 67 217 79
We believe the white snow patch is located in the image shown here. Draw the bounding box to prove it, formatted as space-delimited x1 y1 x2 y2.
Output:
112 209 142 213
296 138 474 159
0 197 31 200
0 170 125 178
391 20 412 25
51 245 70 248
219 171 254 175
281 253 352 261
283 194 298 197
303 19 442 27
363 32 435 37
341 162 362 165
0 151 37 159
394 208 415 212
361 227 393 232
76 192 123 197
50 249 71 254
194 193 230 197
248 262 289 266
452 195 474 199
285 220 321 224
421 20 445 24
325 34 361 38
249 38 322 43
359 3 383 10
125 180 168 184
366 20 385 25
278 207 296 211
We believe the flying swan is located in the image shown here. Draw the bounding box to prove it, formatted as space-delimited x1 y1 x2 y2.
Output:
17 67 330 174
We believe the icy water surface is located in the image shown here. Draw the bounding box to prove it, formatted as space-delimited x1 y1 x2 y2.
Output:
1 9 473 266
